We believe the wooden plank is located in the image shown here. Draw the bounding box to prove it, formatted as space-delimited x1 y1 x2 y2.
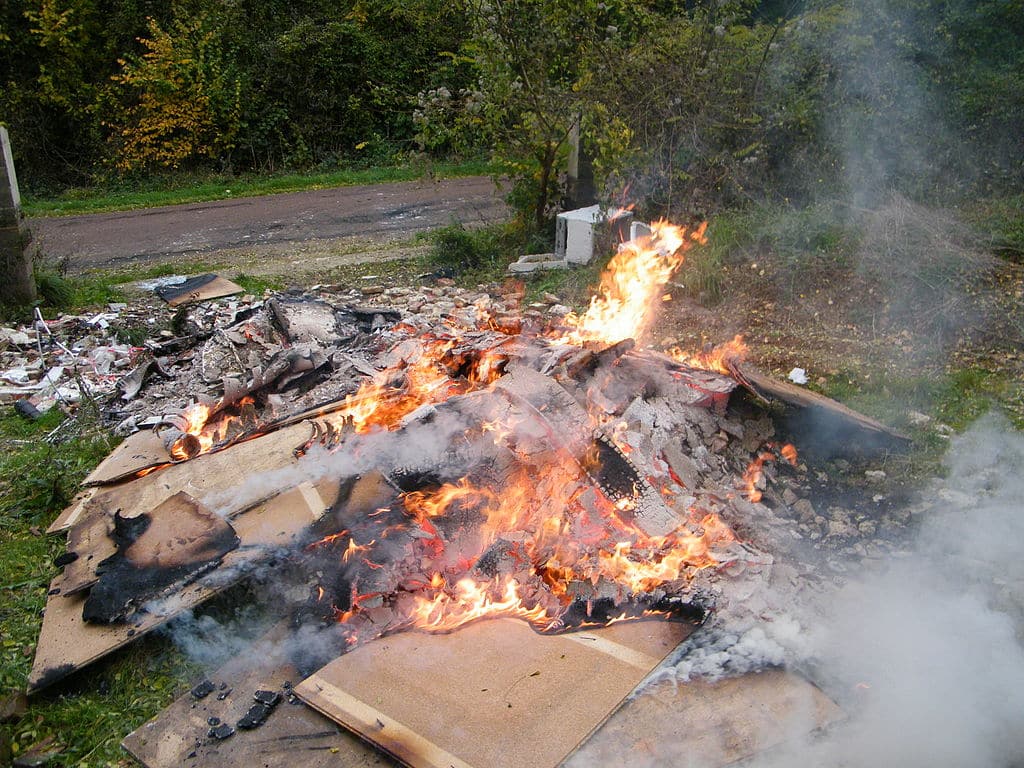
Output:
734 362 909 443
82 429 170 486
295 618 693 768
567 669 843 767
28 481 329 693
123 625 385 768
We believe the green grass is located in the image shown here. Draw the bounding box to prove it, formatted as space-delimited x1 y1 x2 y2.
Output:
0 410 198 765
960 193 1024 260
22 159 494 217
817 365 1019 480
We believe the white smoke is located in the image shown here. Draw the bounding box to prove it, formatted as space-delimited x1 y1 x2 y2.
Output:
661 413 1024 768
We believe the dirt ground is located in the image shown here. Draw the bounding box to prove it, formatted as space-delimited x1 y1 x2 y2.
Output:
29 176 508 274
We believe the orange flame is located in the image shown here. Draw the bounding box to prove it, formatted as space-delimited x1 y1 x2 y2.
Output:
741 442 798 503
561 220 707 345
668 334 749 375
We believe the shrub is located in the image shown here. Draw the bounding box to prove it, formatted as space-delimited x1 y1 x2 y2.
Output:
426 223 505 274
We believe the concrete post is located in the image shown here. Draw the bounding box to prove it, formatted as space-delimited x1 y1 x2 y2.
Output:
565 114 595 210
0 126 35 306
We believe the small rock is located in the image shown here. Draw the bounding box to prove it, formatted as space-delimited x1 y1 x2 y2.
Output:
793 499 815 522
361 285 385 296
907 410 931 427
827 520 853 538
782 488 798 507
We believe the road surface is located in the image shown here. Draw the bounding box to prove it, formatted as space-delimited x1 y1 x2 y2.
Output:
30 176 508 273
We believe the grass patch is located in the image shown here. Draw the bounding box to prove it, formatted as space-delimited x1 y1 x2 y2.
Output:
0 409 202 764
959 193 1024 261
817 365 1018 481
22 160 494 218
678 202 860 306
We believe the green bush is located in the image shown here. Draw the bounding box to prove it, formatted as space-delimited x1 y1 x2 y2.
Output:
426 223 505 274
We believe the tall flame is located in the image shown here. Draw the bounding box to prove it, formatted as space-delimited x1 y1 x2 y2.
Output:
562 220 707 345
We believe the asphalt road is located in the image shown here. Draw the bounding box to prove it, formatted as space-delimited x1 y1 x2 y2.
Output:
30 176 508 273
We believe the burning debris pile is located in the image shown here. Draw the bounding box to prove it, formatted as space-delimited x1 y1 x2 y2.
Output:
26 220 906 768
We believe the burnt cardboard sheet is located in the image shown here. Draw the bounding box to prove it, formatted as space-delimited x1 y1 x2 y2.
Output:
82 492 240 624
48 422 314 595
295 618 693 768
567 670 843 767
29 480 329 693
156 274 244 307
123 625 385 768
82 429 171 486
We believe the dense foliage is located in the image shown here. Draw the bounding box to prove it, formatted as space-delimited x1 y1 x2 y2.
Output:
1 0 1021 220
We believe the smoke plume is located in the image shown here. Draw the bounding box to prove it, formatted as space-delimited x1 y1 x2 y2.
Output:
662 413 1024 768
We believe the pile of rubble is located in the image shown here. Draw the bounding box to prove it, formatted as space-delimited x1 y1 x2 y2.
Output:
15 219 915 767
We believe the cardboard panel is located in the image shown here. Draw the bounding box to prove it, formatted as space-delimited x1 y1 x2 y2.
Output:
47 486 98 534
28 481 328 693
156 274 244 307
295 618 693 768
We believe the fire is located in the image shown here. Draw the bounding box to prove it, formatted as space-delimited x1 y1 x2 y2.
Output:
669 334 749 375
560 220 707 345
165 397 256 461
152 214 802 651
741 442 799 503
406 577 555 633
314 452 741 637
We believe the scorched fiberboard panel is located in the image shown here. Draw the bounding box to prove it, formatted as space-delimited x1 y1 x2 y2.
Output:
295 617 694 768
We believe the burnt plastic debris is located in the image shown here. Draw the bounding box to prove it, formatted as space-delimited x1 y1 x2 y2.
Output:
191 679 215 699
53 551 78 568
208 723 235 740
236 690 282 730
14 399 42 420
253 690 281 707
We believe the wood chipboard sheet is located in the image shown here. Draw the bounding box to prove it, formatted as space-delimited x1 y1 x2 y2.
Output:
567 669 843 767
123 624 386 768
29 479 329 693
82 428 171 486
295 617 694 768
47 486 98 534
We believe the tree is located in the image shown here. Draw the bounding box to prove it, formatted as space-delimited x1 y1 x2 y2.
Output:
106 8 242 172
454 0 643 231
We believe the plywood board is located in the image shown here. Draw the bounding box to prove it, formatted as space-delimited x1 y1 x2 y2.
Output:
82 429 171 486
123 625 387 768
567 669 843 767
295 618 693 768
28 480 328 693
